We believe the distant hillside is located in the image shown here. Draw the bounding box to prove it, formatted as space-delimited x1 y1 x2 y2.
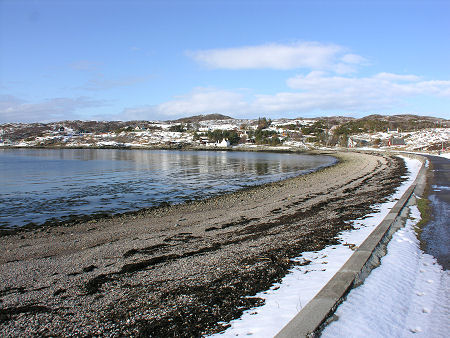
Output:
1 114 447 147
310 116 355 127
311 116 355 122
307 114 447 126
362 114 447 124
331 114 448 137
0 120 160 142
171 114 233 123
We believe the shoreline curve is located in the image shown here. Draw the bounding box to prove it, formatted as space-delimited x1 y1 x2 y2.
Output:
0 151 407 336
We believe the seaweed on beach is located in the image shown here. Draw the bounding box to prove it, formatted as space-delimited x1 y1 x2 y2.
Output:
0 153 408 337
0 305 52 324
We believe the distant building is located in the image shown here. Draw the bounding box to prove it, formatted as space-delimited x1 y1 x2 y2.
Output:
198 136 210 145
205 139 231 147
388 137 406 146
217 139 230 147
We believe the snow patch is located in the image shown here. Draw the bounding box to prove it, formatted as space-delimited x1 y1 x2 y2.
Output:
210 157 422 337
322 205 450 337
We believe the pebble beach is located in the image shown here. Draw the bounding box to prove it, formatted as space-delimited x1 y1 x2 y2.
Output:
0 151 407 336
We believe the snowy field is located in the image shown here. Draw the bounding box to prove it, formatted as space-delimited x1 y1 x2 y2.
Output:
322 205 449 337
210 157 422 337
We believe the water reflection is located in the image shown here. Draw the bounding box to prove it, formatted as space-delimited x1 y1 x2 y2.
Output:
0 149 336 228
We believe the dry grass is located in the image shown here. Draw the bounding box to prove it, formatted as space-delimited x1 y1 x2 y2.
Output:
414 197 432 237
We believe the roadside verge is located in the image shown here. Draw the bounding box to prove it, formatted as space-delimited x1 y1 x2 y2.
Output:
275 154 427 338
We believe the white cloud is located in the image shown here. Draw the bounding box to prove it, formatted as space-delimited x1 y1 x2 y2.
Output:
251 90 393 113
251 71 450 113
0 95 106 123
341 53 367 64
246 71 444 113
185 42 447 116
374 72 421 82
188 42 366 73
157 88 248 115
120 105 157 120
122 71 450 119
286 71 450 98
122 88 249 120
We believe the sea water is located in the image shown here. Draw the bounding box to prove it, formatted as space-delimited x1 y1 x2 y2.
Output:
0 148 336 228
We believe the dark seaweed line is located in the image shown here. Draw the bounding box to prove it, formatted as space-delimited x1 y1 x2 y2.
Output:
0 305 52 324
84 158 399 296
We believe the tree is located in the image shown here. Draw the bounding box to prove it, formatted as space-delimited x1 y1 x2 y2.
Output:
257 117 272 130
339 134 349 147
193 132 200 141
207 129 240 145
169 124 186 132
254 129 282 145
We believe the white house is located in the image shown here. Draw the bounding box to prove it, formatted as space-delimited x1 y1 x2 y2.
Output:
218 139 231 147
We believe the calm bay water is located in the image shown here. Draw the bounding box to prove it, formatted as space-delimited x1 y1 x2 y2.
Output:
0 148 336 228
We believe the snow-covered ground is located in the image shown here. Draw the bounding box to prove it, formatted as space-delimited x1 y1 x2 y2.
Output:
210 157 422 337
1 118 447 153
352 128 449 152
322 205 449 337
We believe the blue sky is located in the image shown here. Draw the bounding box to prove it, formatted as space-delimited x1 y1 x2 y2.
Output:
1 0 449 122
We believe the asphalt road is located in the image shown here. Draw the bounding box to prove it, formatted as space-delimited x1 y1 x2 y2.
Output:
422 155 450 269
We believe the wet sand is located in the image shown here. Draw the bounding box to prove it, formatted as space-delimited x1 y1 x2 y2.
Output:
0 151 406 337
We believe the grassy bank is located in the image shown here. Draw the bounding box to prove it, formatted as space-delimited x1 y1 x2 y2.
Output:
414 197 432 237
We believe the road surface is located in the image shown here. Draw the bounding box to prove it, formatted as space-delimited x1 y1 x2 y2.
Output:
422 155 449 270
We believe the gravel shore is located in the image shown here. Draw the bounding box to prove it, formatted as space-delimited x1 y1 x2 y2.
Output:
0 151 406 337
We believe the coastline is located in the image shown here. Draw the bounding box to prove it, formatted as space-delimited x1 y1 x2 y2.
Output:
0 149 336 236
0 151 407 336
0 143 311 153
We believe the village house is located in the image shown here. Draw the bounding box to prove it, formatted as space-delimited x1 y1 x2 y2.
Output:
387 137 406 146
218 139 230 147
206 138 231 147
